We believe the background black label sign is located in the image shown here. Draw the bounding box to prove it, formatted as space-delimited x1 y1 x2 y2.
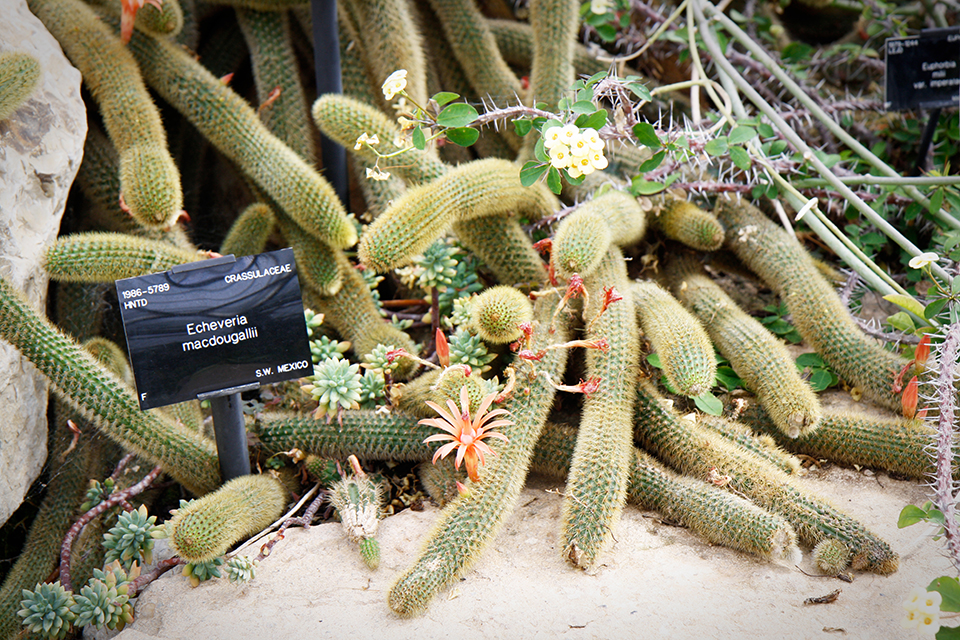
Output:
116 248 312 410
885 28 960 111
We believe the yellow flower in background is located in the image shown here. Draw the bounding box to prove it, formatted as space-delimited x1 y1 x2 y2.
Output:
382 69 407 101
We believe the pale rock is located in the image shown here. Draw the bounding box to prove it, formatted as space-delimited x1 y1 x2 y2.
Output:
0 0 86 526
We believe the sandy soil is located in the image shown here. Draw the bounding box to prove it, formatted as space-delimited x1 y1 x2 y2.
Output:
115 460 951 640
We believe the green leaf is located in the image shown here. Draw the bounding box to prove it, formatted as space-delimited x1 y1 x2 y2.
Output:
596 23 617 41
431 92 460 107
883 294 926 319
633 122 662 149
925 297 949 321
729 146 751 171
514 119 533 137
534 136 548 163
952 275 960 296
715 366 743 391
571 100 596 115
728 126 757 145
575 109 608 130
930 576 960 613
704 136 729 156
646 353 662 369
935 624 960 639
626 80 653 102
758 123 776 138
808 369 834 392
630 177 666 195
546 166 562 194
436 103 479 128
444 127 479 147
638 150 666 173
930 188 945 215
412 126 425 150
585 71 607 86
898 504 930 528
694 392 723 416
886 311 916 333
781 41 814 63
519 161 548 187
795 352 827 368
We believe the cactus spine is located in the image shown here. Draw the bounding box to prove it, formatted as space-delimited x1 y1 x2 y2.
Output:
122 26 356 250
167 475 287 563
329 459 386 570
359 158 558 273
0 51 40 121
277 215 343 296
27 0 183 229
634 379 898 574
560 248 639 568
43 232 202 283
668 257 822 437
0 276 221 496
453 215 549 288
632 280 716 397
551 208 612 280
714 196 907 411
695 414 801 475
387 294 572 616
527 0 578 110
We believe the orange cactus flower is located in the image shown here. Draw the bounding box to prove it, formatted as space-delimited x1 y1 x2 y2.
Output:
420 387 512 482
121 0 164 44
902 375 920 419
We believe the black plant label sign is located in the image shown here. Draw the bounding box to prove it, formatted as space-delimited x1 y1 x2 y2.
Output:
885 28 960 111
116 248 312 410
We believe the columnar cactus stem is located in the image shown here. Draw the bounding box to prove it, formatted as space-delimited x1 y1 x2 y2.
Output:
714 195 907 411
634 379 898 573
358 158 558 273
276 215 343 296
88 0 184 38
425 0 524 133
738 404 941 481
527 0 578 158
43 232 203 283
536 423 800 563
0 51 40 121
0 276 221 496
236 7 315 163
453 216 548 288
653 198 726 251
387 294 572 616
667 257 822 437
342 0 428 105
220 203 276 257
631 280 716 397
695 414 801 475
560 247 638 568
122 26 357 249
27 0 184 229
167 475 288 563
257 412 799 563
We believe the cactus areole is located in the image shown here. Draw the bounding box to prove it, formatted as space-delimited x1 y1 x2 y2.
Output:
115 248 312 410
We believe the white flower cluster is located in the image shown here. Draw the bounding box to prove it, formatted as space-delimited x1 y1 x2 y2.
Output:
543 123 607 178
901 586 941 636
909 251 939 270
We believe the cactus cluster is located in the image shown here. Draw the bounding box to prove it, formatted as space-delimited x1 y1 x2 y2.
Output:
0 0 934 633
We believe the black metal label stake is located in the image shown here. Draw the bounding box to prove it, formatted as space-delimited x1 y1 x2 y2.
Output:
116 248 313 480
